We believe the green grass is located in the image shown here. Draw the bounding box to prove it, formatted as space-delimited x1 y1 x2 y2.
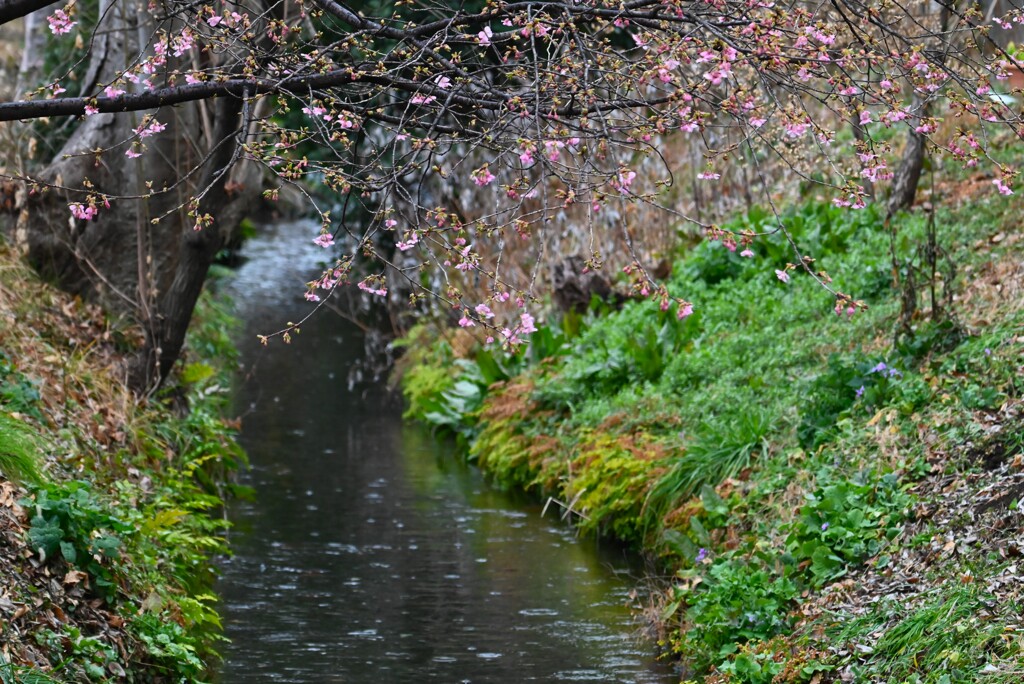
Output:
835 584 1024 683
645 410 774 524
0 413 43 485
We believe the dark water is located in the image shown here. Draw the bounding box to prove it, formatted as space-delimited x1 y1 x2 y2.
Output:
215 222 676 683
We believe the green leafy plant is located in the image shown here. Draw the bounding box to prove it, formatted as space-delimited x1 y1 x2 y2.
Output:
798 355 912 448
34 626 121 681
785 471 910 586
0 351 43 421
23 482 128 601
667 556 798 674
128 612 208 682
716 646 785 684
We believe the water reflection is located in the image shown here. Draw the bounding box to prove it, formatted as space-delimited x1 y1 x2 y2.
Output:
216 222 676 683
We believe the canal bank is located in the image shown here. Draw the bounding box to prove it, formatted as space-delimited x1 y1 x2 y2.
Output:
398 198 1024 682
0 242 243 681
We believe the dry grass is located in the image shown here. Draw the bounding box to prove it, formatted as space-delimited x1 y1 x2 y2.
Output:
0 243 142 475
958 241 1024 328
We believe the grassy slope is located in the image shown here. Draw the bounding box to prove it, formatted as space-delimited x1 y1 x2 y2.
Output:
401 187 1024 683
0 244 242 682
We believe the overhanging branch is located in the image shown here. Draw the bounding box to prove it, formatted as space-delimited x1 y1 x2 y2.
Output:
0 69 509 122
0 0 57 26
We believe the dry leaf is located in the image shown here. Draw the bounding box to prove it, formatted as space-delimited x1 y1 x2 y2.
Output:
63 570 88 585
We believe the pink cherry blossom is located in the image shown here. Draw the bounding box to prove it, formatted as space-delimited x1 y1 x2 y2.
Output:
47 9 76 35
69 203 97 220
396 233 419 251
357 280 387 297
313 233 335 248
784 121 809 138
616 169 637 193
136 120 166 139
472 166 496 186
993 179 1014 195
775 269 790 283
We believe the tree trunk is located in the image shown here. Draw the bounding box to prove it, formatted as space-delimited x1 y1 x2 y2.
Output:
887 125 926 217
888 2 951 218
131 94 249 388
14 2 57 98
9 0 258 392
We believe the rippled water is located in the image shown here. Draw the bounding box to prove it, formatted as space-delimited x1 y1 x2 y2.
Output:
215 222 677 683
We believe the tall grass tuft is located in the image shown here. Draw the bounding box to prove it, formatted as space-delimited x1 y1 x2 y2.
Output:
0 660 65 684
0 413 44 485
645 410 775 525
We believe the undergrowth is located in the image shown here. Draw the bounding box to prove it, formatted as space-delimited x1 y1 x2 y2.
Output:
400 190 1024 681
0 242 244 683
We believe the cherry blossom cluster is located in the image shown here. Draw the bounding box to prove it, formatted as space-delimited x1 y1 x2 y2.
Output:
30 0 1024 346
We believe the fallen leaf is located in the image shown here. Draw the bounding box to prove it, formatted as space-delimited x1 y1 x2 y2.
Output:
63 570 88 585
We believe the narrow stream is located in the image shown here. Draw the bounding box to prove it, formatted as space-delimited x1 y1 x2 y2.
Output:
216 222 677 683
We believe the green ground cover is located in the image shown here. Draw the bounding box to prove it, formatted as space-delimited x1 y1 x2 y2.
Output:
400 191 1024 682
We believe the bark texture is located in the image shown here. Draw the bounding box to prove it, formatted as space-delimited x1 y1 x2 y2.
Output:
887 126 926 217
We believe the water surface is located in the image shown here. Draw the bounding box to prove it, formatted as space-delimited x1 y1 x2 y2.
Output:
216 222 676 683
